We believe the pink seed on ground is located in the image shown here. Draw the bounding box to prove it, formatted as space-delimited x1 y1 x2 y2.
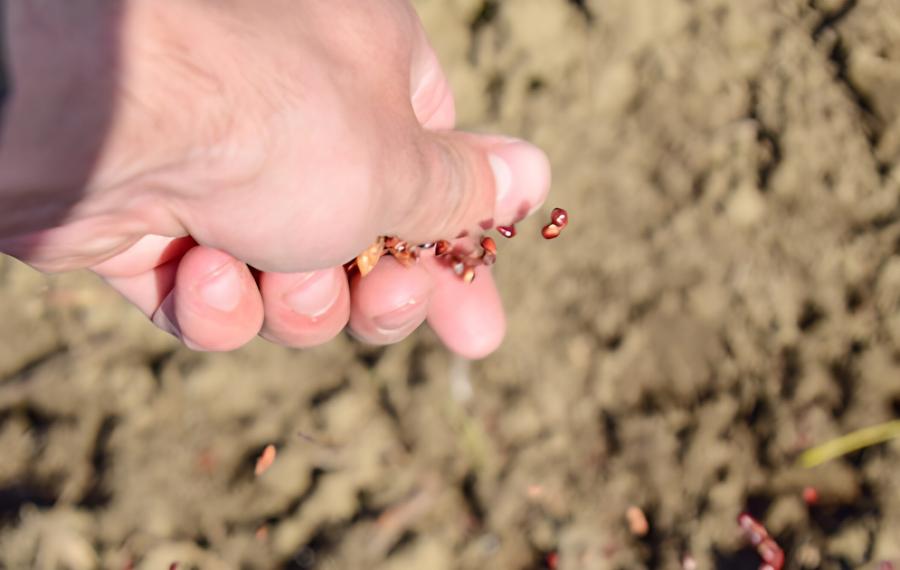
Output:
802 486 819 505
254 444 277 476
737 513 784 570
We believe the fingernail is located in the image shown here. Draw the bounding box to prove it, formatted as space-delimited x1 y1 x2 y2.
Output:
489 139 552 224
284 271 340 318
198 261 243 312
373 298 426 333
489 153 513 208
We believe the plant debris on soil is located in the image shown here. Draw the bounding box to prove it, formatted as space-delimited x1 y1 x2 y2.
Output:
2 0 900 568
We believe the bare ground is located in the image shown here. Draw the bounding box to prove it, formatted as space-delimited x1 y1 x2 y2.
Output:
2 0 900 568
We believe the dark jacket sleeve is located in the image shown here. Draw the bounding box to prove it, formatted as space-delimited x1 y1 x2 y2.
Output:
0 0 7 117
0 1 8 118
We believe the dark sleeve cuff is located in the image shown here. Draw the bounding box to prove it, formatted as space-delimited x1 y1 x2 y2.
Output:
0 0 8 117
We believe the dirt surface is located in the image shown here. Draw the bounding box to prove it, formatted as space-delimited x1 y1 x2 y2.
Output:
2 0 900 568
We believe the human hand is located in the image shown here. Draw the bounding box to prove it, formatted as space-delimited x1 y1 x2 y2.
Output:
0 0 551 357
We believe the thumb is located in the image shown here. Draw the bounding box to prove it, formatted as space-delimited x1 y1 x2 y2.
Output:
386 130 552 244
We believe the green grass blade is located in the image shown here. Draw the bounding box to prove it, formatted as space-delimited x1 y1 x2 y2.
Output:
799 419 900 468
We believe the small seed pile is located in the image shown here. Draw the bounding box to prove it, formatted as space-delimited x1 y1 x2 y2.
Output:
347 207 569 281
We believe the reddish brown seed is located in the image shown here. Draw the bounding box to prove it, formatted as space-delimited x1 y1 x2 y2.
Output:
435 240 452 257
551 207 569 229
542 223 561 240
802 486 819 506
385 237 418 267
497 225 517 238
384 236 409 254
481 236 498 256
169 564 179 570
546 552 559 570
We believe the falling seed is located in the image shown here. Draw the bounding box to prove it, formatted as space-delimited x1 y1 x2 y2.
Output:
435 240 452 257
497 225 517 238
551 207 569 229
542 223 561 240
545 552 559 570
255 444 277 476
169 564 179 570
626 506 649 537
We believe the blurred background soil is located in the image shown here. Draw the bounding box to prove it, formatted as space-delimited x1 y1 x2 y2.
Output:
2 0 900 568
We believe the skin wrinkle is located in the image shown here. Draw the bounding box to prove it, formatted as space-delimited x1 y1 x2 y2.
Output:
403 133 471 240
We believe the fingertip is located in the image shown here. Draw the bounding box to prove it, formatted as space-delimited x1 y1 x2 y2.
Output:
443 316 506 360
168 247 264 351
488 138 552 226
426 263 506 360
349 257 433 345
258 267 350 348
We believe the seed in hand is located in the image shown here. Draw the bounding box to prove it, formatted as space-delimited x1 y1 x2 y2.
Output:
349 206 568 281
